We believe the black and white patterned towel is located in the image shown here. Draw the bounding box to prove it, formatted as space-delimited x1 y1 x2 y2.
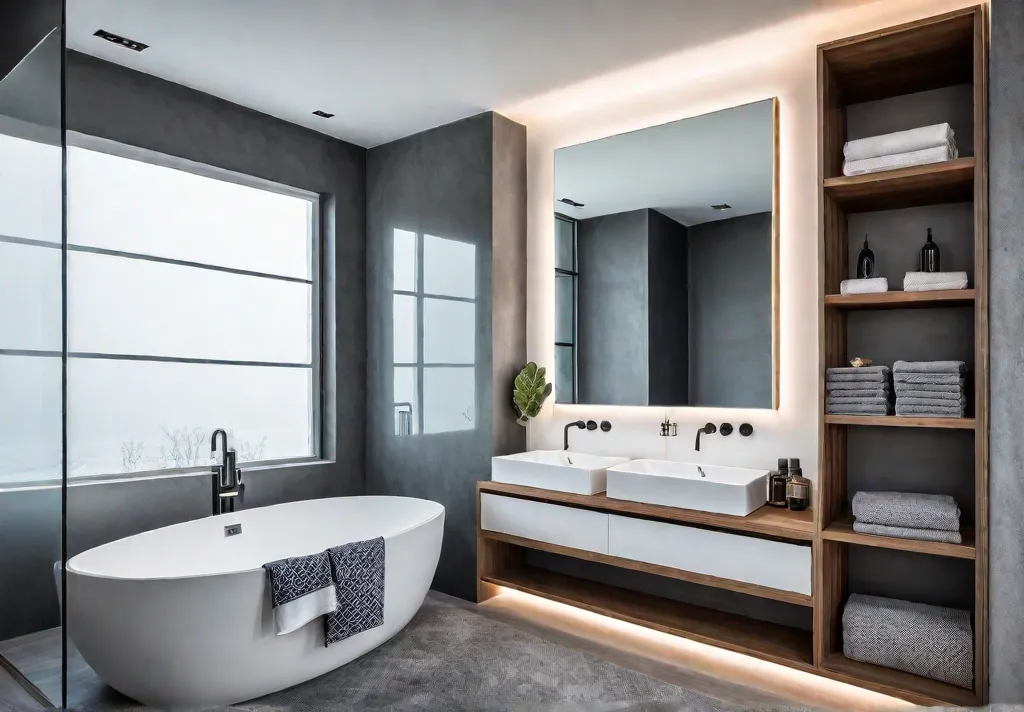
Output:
325 536 385 646
263 551 338 635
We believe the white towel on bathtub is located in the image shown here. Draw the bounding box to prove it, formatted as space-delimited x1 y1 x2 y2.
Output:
262 551 338 635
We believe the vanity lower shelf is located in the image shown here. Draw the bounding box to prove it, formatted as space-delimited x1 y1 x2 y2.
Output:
822 512 976 559
822 654 979 707
482 565 814 672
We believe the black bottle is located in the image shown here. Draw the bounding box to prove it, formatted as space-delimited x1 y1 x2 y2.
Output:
767 457 789 508
920 228 941 273
856 236 875 279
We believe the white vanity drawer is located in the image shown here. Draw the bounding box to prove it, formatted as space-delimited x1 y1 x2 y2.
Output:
608 515 811 595
480 493 609 554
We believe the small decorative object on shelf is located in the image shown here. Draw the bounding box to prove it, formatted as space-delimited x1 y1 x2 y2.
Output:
850 357 873 367
920 227 941 272
660 415 678 437
857 236 875 278
513 362 552 427
767 458 789 508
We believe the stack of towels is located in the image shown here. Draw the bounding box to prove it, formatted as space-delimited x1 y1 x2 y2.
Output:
826 366 891 416
843 122 957 176
851 490 962 544
893 360 967 418
904 271 969 292
844 594 973 689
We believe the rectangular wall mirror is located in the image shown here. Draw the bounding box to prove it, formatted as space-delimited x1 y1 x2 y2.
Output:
553 98 779 409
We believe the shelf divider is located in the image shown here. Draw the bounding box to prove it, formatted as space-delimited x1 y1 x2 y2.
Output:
823 157 974 212
822 512 975 559
824 414 975 430
825 289 975 310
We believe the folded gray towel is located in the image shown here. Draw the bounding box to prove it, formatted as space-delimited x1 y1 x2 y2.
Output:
893 380 964 394
897 394 967 407
826 365 890 383
826 403 891 415
852 520 962 544
893 372 964 386
827 396 891 407
852 491 960 531
896 404 965 418
895 389 965 403
843 594 973 689
826 387 891 398
892 360 966 374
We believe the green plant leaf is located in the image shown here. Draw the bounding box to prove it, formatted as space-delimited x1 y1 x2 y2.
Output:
512 361 552 424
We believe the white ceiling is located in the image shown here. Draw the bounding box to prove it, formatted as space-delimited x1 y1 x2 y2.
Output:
554 99 773 226
67 0 826 148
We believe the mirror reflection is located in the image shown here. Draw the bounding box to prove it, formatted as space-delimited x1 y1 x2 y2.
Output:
554 98 777 409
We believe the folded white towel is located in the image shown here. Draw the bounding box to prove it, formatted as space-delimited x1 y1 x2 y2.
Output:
843 143 957 177
844 123 955 161
840 277 888 295
904 271 969 292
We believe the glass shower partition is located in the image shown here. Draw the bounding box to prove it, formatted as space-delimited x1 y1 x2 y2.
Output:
0 25 67 709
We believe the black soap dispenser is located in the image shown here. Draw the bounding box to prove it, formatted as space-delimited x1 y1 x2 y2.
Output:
856 236 875 279
920 228 941 273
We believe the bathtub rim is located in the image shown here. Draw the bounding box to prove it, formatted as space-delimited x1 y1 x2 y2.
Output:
66 495 445 582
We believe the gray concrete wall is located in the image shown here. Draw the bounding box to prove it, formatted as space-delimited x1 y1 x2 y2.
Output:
687 211 773 408
989 0 1024 701
647 209 689 405
576 209 650 405
365 112 526 602
0 51 367 641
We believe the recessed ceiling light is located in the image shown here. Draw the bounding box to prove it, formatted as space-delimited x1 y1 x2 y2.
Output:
711 203 732 211
93 29 148 52
558 197 585 208
312 110 335 119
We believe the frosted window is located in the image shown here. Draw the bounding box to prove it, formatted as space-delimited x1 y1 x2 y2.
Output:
0 355 62 483
423 298 474 365
393 295 417 364
67 359 313 477
0 242 61 351
555 345 574 404
0 134 62 244
393 229 417 292
68 252 312 363
423 234 475 298
423 367 474 434
67 146 311 279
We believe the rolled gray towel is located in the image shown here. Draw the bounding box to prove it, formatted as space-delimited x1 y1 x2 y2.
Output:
827 396 891 407
893 380 964 394
843 594 972 689
826 403 891 415
827 387 891 398
892 360 966 374
893 372 964 386
896 404 965 418
897 395 967 408
851 491 960 530
897 389 966 401
852 521 962 544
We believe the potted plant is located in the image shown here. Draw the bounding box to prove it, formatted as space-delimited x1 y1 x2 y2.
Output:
513 362 552 427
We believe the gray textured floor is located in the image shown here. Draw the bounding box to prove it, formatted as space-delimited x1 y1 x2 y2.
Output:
6 593 796 712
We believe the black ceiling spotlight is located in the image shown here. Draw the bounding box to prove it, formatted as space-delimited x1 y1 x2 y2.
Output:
558 197 585 208
312 110 336 119
711 203 732 211
94 29 148 52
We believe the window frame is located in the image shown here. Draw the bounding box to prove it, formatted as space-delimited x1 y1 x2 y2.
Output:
0 132 325 486
392 230 477 435
554 213 578 404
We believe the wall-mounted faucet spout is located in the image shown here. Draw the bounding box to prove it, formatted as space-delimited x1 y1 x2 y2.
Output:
694 422 717 452
563 420 586 451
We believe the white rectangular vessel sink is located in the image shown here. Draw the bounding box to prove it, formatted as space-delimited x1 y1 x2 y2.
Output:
606 459 769 516
492 450 631 495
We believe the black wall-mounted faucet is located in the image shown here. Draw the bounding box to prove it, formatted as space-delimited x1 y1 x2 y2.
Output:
694 422 717 452
563 420 586 450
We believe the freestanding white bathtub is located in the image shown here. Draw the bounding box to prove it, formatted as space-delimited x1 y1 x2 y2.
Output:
65 496 444 708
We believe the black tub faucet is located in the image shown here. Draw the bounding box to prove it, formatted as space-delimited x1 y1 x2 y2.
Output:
211 428 243 515
694 422 717 452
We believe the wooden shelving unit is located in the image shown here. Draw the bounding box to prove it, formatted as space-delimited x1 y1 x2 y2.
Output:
822 512 975 559
816 6 987 705
823 414 976 429
824 288 975 310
